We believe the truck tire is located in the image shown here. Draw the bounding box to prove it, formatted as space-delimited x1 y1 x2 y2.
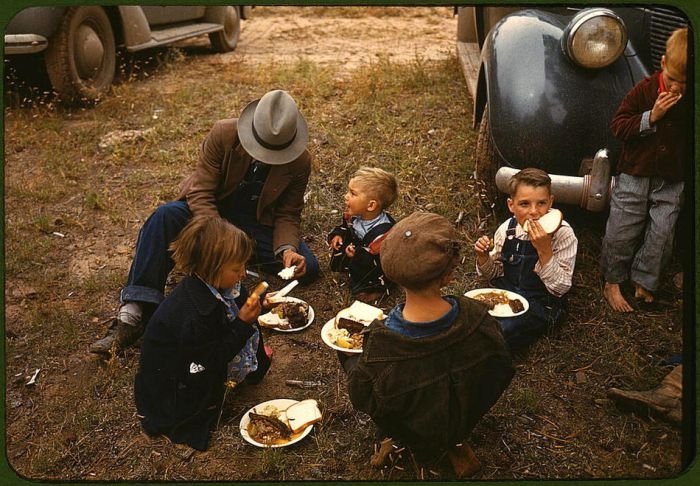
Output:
209 6 240 52
44 6 116 104
475 105 505 214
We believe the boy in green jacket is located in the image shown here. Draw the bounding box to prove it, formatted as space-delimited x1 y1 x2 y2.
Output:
339 212 513 477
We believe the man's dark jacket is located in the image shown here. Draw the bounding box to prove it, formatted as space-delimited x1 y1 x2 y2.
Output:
134 276 270 450
346 296 514 449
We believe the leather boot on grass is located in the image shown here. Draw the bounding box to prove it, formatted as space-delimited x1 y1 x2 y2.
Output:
607 365 682 425
89 319 144 356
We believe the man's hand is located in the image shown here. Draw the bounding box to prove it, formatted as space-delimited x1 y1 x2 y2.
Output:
239 296 262 324
527 219 553 265
651 91 682 123
282 248 307 277
330 235 344 250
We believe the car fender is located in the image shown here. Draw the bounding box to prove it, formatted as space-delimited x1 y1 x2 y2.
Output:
479 9 643 175
117 6 153 47
5 7 67 38
203 6 235 24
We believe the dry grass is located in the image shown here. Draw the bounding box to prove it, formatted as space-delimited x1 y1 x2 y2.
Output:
3 8 686 481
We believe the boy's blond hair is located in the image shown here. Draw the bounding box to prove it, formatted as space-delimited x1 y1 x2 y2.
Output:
508 168 552 197
170 216 254 284
665 27 687 77
351 167 398 209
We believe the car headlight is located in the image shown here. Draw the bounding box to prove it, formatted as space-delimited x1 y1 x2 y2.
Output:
562 9 627 69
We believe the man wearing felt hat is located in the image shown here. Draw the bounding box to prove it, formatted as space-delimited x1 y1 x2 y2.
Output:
91 90 319 356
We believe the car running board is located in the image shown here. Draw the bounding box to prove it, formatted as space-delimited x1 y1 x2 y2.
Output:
126 22 224 52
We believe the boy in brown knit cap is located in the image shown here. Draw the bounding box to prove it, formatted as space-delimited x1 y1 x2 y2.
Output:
339 211 513 477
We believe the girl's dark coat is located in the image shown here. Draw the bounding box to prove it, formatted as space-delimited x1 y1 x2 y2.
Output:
134 276 269 450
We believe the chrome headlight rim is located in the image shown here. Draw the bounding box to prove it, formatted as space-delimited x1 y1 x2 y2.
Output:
562 8 628 69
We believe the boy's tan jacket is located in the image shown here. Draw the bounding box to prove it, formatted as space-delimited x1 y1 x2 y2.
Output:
178 118 311 252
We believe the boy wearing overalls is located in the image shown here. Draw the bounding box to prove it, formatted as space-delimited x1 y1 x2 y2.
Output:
474 168 578 354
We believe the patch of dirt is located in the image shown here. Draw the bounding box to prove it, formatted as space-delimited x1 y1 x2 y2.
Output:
233 8 457 73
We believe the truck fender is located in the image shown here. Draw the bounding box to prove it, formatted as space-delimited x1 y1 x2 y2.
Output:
203 6 229 24
117 6 152 48
478 9 639 174
5 7 67 38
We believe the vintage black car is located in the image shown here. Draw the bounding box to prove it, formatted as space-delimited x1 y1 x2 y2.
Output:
456 6 689 212
4 6 250 103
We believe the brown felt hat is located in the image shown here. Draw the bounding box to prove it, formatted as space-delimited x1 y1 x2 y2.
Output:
238 90 309 165
380 212 461 289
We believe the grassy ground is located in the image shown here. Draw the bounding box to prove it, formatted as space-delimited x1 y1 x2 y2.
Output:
3 8 687 482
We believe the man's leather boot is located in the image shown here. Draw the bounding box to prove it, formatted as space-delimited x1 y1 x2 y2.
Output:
89 319 144 356
607 365 682 425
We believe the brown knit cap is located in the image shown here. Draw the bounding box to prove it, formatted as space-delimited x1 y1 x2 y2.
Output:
380 212 461 289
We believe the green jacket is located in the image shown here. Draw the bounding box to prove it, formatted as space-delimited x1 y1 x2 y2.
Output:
347 296 514 449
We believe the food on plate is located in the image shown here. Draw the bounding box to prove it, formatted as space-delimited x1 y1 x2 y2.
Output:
285 398 323 434
246 399 322 445
508 298 525 313
247 410 293 445
330 301 385 350
522 209 562 234
328 326 364 350
258 300 309 330
335 301 384 328
470 290 525 315
470 291 509 309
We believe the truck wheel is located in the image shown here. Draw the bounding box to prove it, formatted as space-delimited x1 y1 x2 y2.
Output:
209 6 241 52
44 6 116 104
475 105 505 214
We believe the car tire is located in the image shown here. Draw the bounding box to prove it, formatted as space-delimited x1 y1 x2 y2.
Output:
475 105 506 215
44 6 116 104
209 6 241 52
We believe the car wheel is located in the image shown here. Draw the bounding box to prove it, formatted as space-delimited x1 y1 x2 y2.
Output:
209 6 241 52
44 6 116 104
475 105 506 214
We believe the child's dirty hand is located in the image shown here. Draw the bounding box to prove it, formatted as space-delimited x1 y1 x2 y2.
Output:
651 91 682 123
240 296 262 324
330 235 344 250
474 236 492 255
527 219 553 264
345 243 356 258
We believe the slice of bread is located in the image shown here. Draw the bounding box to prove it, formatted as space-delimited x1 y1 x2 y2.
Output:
335 301 385 328
284 399 322 434
523 208 562 234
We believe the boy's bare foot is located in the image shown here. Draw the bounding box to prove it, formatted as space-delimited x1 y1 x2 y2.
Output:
603 282 634 313
370 437 394 468
673 272 683 291
633 282 654 303
448 443 481 478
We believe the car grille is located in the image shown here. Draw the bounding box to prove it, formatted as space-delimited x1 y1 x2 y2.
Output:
649 7 688 70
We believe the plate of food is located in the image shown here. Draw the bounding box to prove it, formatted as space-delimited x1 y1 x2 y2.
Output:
258 297 314 332
321 301 385 353
239 398 322 448
464 288 529 317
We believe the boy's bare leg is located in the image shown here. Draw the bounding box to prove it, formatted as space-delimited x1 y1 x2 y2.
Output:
604 282 634 312
448 443 481 478
633 282 654 303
